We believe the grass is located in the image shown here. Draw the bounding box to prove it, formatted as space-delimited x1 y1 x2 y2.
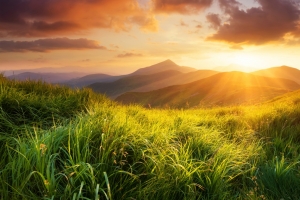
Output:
0 75 300 199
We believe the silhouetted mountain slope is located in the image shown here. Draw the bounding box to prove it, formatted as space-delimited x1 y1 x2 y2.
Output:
130 59 196 75
65 73 123 88
7 72 84 83
88 70 183 98
116 72 300 108
132 70 219 92
252 66 300 84
62 59 196 88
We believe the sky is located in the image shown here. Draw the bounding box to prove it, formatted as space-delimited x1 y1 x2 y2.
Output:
1 0 300 75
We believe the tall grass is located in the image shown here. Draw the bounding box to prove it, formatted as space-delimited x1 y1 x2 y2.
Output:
1 76 300 199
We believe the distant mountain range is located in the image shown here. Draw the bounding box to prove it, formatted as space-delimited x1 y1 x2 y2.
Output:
7 72 85 83
88 70 183 98
87 60 218 98
252 66 300 84
66 59 197 88
4 59 300 108
2 66 91 76
116 72 300 108
65 74 122 88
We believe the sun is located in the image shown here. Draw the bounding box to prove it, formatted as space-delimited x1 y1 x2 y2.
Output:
231 53 262 72
233 54 253 66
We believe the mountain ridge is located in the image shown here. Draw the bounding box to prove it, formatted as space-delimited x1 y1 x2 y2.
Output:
88 70 183 98
116 71 300 108
7 72 85 83
130 59 196 75
252 65 300 84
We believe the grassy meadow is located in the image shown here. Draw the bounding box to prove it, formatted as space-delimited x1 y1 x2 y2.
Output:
1 75 300 199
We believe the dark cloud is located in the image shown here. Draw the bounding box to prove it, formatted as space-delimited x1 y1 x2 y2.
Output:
0 38 106 52
195 24 202 28
208 0 300 45
117 53 143 58
218 0 241 12
153 0 213 14
0 0 158 37
32 21 80 32
206 13 221 29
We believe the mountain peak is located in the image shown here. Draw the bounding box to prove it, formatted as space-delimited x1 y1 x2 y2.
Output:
163 59 176 64
131 59 195 75
278 65 298 70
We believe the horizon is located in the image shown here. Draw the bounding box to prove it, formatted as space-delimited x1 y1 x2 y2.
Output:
2 58 297 77
1 0 300 74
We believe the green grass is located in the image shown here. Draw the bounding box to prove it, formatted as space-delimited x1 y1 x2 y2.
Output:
1 75 300 199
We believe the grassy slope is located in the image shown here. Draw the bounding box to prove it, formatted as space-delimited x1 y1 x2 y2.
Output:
1 76 300 199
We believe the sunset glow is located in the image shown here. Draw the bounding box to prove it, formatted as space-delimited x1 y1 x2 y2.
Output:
0 0 300 74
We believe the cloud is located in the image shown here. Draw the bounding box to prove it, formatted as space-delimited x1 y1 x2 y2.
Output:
0 0 158 37
179 20 188 27
230 45 243 50
218 0 241 12
117 53 143 58
130 15 159 32
207 0 300 45
153 0 213 14
28 55 47 63
0 38 106 52
206 13 221 29
80 59 91 62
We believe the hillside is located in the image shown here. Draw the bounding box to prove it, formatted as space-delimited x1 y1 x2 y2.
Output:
252 66 300 84
7 72 84 83
116 72 300 108
62 59 196 88
132 69 219 92
88 70 183 98
65 73 122 88
1 76 300 199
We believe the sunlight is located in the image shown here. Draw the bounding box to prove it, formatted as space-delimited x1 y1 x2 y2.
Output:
232 53 261 72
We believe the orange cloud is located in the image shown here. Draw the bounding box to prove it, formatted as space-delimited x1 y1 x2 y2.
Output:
0 0 158 37
208 0 300 45
152 0 213 14
0 38 106 52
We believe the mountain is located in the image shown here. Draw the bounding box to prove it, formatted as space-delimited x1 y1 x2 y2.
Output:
116 72 300 108
7 72 84 83
64 73 123 88
2 66 91 76
88 70 183 98
252 66 300 84
63 59 197 88
130 59 196 75
131 69 219 92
